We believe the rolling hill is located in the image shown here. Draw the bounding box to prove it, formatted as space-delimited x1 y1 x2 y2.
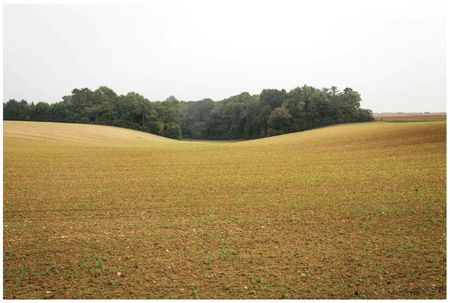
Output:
3 120 446 299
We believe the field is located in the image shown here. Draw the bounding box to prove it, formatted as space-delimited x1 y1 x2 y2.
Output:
3 120 446 299
374 113 446 122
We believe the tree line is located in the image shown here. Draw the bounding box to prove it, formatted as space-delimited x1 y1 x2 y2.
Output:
3 85 373 139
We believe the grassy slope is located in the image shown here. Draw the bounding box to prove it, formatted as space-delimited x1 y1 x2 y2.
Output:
3 120 446 299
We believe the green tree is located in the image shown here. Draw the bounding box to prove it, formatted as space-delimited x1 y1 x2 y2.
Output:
260 89 287 110
3 85 373 140
31 102 51 121
4 99 30 120
268 107 292 136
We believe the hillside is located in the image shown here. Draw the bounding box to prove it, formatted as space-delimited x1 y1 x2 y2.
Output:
3 120 446 299
4 121 177 147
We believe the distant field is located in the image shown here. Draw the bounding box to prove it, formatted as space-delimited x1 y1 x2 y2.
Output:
374 113 446 122
3 120 446 299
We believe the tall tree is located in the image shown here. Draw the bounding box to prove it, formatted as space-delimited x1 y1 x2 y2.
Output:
3 85 373 140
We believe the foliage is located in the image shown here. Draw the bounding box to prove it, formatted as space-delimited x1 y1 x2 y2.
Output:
3 85 374 139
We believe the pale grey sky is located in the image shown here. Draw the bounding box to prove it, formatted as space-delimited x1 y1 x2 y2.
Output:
3 0 446 112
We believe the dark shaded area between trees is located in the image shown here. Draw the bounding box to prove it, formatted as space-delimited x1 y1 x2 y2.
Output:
3 85 374 139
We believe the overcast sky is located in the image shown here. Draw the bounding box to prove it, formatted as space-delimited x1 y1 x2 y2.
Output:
3 0 446 112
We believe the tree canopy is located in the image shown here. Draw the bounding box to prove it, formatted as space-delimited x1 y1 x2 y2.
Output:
3 85 373 139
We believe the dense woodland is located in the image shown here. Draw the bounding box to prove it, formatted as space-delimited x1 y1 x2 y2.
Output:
3 85 373 139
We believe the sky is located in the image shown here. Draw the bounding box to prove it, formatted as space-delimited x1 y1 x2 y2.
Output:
3 0 447 112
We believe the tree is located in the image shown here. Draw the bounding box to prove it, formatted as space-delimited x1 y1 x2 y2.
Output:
3 85 373 140
31 102 51 121
4 99 30 120
180 99 215 138
260 89 287 110
268 107 292 136
163 122 182 139
340 88 362 121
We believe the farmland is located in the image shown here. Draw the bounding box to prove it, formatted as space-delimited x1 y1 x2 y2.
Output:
3 120 446 299
374 113 446 122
